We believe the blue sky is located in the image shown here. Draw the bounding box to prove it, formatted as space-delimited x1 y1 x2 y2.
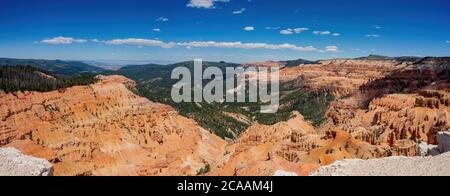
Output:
0 0 449 64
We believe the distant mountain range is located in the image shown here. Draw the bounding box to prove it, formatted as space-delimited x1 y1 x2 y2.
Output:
281 59 318 67
355 54 423 62
0 55 441 76
0 58 105 76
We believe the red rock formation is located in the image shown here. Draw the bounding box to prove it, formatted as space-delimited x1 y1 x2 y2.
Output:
212 112 386 176
219 57 450 175
323 59 450 156
0 75 227 176
279 59 399 97
211 112 322 176
2 57 449 176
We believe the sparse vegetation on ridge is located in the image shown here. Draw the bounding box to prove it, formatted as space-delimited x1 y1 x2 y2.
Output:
0 65 98 93
113 61 334 139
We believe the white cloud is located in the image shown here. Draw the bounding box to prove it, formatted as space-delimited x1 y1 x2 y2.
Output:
280 28 309 35
187 0 230 9
40 36 87 44
104 38 176 48
156 17 169 22
280 29 293 35
325 46 339 52
265 26 280 30
313 31 331 35
91 39 99 43
332 33 340 36
103 38 319 52
293 28 309 33
232 8 246 14
177 41 317 52
244 26 255 31
366 34 380 38
153 28 161 32
374 25 382 29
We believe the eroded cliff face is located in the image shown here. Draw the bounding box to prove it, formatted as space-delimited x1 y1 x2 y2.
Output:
0 75 227 176
325 59 450 157
212 112 388 176
275 58 450 157
1 57 449 176
279 59 404 97
327 90 450 156
212 58 450 176
211 112 321 176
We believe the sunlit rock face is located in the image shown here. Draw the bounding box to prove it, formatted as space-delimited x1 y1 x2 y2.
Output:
0 75 227 176
212 57 450 176
1 57 450 176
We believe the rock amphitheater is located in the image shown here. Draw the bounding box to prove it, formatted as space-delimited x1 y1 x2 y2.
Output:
1 57 450 176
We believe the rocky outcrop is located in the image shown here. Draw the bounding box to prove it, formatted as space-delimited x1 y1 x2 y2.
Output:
232 57 450 176
322 57 450 156
279 60 397 97
311 152 450 176
0 147 53 176
273 170 298 176
326 90 450 157
0 75 227 176
243 61 286 69
212 112 386 176
1 57 449 176
211 112 321 176
211 56 450 176
418 142 439 157
438 131 450 153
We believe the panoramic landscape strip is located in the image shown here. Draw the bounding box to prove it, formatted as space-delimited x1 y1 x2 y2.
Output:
1 0 450 188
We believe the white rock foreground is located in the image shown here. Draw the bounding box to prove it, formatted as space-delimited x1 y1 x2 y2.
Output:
312 131 450 176
0 148 53 176
311 152 450 176
273 170 298 176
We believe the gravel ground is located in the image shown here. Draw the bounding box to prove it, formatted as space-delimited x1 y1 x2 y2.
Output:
311 152 450 176
0 148 53 176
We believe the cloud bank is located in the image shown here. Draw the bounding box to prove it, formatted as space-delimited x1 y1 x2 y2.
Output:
325 46 339 52
40 37 87 44
244 26 255 31
366 34 380 38
187 0 230 9
40 36 338 53
280 28 309 35
232 8 246 14
156 17 169 22
313 31 331 35
101 38 339 52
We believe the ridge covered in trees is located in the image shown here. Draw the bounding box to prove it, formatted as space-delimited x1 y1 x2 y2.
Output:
0 65 98 93
0 58 105 76
114 61 334 139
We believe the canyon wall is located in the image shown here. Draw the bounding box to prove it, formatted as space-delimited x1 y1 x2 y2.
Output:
1 57 449 176
215 57 450 175
0 75 227 176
